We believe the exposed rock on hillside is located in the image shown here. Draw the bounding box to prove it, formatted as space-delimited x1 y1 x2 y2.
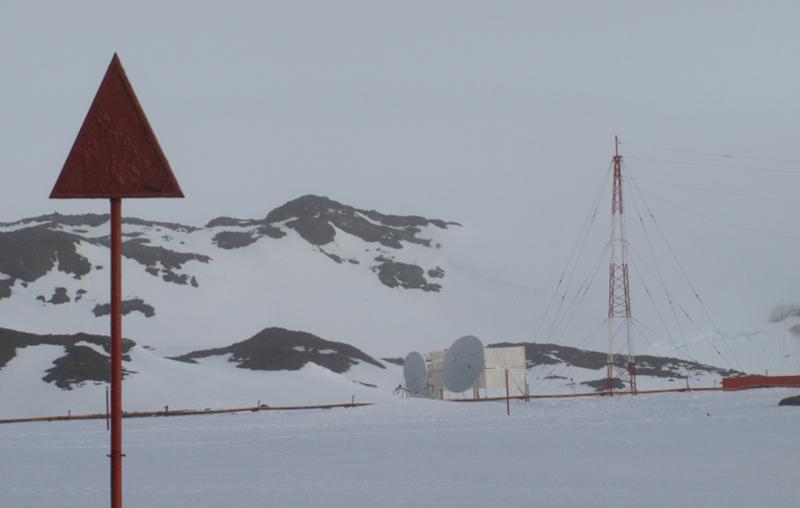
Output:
490 341 743 391
212 231 259 249
170 327 384 374
0 327 136 390
0 226 91 282
47 287 70 305
267 194 457 248
212 225 285 250
372 258 442 292
0 214 207 291
582 377 625 391
109 238 210 285
0 212 198 233
0 277 13 300
207 194 457 251
1 194 457 298
203 195 456 291
93 298 156 318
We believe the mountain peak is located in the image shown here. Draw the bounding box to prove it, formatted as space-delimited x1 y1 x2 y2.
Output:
265 194 458 248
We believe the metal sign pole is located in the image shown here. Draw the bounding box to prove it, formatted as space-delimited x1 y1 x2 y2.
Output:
50 53 184 507
505 368 510 416
110 198 123 508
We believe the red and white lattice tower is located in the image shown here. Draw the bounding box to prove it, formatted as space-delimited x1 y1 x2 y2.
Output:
607 136 637 395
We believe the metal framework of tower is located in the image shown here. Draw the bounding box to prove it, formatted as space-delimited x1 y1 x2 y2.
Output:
606 136 637 395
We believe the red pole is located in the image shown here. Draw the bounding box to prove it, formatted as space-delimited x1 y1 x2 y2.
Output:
505 368 510 416
110 198 123 508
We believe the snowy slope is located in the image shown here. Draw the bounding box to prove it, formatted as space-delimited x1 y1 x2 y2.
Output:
647 312 800 377
0 195 548 416
0 343 401 419
0 195 547 358
1 194 795 417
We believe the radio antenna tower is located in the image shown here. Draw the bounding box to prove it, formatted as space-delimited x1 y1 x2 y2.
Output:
607 135 637 395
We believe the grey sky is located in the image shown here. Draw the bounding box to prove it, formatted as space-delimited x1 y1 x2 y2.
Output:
2 1 800 334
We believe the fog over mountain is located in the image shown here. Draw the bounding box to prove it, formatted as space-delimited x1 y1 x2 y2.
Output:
2 3 800 416
2 2 800 337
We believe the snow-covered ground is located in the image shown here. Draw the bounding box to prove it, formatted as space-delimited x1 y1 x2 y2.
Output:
1 388 798 507
0 344 402 419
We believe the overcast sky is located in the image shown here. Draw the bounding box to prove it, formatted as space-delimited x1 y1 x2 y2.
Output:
2 1 800 334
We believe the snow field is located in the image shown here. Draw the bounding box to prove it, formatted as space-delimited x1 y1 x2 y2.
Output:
1 388 797 507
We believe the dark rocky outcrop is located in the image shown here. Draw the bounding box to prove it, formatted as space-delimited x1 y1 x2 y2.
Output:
213 231 259 249
122 217 198 233
0 277 13 300
490 341 743 388
207 195 456 254
372 258 442 292
0 213 110 229
93 237 210 285
320 250 345 264
1 195 457 297
0 212 197 233
0 213 205 288
169 327 384 374
427 267 445 279
0 225 92 282
43 344 136 390
0 327 135 389
582 377 626 391
382 357 405 366
93 298 155 318
778 394 800 406
205 216 252 228
211 225 286 250
121 238 210 277
255 225 286 239
267 195 456 249
47 287 70 305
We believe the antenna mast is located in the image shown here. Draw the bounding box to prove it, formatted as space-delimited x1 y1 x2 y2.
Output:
607 135 637 395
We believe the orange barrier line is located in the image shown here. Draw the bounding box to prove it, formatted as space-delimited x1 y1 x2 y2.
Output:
450 386 723 402
721 375 800 391
2 384 776 425
0 402 373 426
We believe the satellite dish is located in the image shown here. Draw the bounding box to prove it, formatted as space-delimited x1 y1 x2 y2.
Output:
442 335 484 393
403 352 427 394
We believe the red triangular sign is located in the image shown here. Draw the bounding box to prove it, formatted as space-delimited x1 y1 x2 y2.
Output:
51 54 184 199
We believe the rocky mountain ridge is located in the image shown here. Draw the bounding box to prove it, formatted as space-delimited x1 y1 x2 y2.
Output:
0 195 456 310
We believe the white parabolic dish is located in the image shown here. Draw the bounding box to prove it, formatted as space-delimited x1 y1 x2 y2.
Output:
442 335 485 393
403 352 427 394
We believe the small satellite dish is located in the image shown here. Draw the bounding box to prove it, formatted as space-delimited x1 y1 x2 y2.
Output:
403 352 427 394
442 335 484 393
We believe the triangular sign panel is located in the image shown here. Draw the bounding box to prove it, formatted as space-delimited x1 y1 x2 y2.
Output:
51 54 183 199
